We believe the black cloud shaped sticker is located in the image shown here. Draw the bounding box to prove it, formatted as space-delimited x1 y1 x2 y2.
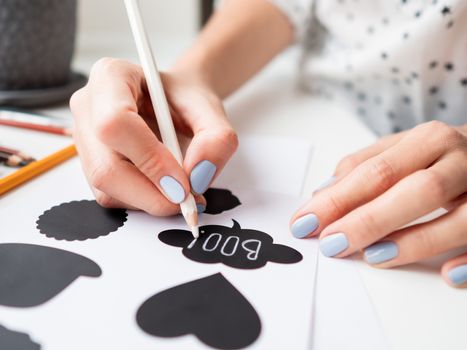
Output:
204 188 241 215
36 200 127 241
158 220 302 269
137 273 261 349
0 243 101 307
0 324 41 350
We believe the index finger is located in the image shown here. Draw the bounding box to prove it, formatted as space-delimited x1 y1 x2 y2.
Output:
290 122 448 238
181 99 238 195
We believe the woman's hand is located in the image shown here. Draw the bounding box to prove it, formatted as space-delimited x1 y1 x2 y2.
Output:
70 58 238 216
290 121 467 288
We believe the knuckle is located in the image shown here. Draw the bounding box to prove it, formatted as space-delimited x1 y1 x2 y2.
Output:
89 162 113 191
355 209 381 241
91 57 121 76
136 152 164 181
419 120 448 134
433 122 463 146
216 127 239 153
367 158 396 190
444 128 464 149
146 200 177 217
337 155 360 172
94 192 115 208
69 88 86 113
94 110 125 145
417 228 437 257
420 171 448 202
90 57 141 84
418 121 463 148
323 193 347 219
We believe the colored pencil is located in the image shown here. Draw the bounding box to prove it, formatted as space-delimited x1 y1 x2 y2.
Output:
124 0 199 238
0 144 77 196
0 145 35 161
0 109 72 136
0 151 29 167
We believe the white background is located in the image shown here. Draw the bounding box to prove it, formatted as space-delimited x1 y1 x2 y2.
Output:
76 0 198 59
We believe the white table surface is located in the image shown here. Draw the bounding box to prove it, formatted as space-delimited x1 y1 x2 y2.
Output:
35 36 467 350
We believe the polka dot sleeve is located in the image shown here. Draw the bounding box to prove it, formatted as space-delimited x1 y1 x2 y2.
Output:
268 0 313 41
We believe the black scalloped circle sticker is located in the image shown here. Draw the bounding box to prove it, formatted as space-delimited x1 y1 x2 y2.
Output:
36 200 127 241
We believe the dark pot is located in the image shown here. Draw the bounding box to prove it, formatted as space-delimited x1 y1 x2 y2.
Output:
0 0 86 107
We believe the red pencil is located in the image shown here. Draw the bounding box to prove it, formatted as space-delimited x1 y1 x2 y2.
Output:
0 109 72 136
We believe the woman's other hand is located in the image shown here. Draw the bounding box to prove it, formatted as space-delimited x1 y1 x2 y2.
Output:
290 121 467 288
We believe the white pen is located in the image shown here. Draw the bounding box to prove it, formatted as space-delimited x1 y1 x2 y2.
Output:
124 0 199 238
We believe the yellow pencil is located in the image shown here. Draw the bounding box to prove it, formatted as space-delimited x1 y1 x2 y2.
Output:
0 144 77 196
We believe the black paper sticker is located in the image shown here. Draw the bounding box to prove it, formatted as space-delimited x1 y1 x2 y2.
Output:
159 220 302 269
0 324 41 350
36 200 127 241
137 273 261 349
0 243 101 307
204 188 241 215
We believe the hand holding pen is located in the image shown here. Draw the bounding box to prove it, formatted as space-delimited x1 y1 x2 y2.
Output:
69 46 238 219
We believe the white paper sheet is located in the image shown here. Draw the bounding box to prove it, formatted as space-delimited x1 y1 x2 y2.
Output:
0 163 318 349
312 256 389 350
0 136 318 349
216 135 313 197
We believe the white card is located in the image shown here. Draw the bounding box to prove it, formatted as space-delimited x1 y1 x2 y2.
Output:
0 176 318 349
0 136 317 349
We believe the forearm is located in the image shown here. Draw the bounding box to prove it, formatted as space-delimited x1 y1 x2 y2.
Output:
171 0 293 98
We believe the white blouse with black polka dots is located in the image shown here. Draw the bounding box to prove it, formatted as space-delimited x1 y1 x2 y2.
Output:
270 0 467 135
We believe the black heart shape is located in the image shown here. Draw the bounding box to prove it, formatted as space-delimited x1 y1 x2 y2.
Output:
0 243 101 307
0 324 40 350
136 273 261 349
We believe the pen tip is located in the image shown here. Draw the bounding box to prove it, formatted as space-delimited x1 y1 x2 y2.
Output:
191 225 199 239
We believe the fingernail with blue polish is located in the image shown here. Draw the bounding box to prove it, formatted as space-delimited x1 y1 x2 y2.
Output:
448 264 467 286
196 203 206 214
314 175 336 192
190 160 217 194
291 214 319 238
364 241 398 265
320 233 349 257
160 176 185 204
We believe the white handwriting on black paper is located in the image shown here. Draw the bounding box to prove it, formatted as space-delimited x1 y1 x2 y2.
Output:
158 220 302 269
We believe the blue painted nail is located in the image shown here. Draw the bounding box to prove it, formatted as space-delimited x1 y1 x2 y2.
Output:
364 241 398 265
291 214 319 238
314 176 336 192
190 160 217 194
196 203 206 214
320 233 349 257
159 176 185 204
448 264 467 286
